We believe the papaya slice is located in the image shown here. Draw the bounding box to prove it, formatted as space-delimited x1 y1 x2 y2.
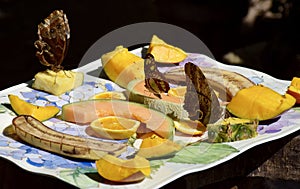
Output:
8 94 60 121
227 85 296 120
61 99 174 139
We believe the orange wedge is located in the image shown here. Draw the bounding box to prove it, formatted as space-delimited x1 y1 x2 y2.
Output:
174 119 206 136
148 35 187 63
90 91 126 100
90 116 140 139
95 154 151 182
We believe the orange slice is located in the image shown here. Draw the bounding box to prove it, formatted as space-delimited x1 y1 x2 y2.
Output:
174 119 206 136
148 35 187 63
90 91 126 100
90 116 140 139
95 154 151 182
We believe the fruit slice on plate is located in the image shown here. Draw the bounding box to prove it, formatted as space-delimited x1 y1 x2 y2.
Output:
95 154 151 183
90 91 126 100
226 85 296 121
174 119 206 136
287 77 300 104
148 35 187 63
90 116 140 140
101 46 144 88
137 132 182 159
8 94 60 121
61 99 174 139
168 86 187 98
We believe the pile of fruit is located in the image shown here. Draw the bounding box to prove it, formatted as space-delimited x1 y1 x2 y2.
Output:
8 34 299 183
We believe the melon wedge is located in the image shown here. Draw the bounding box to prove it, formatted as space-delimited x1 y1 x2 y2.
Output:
148 35 187 63
61 99 174 139
127 79 189 120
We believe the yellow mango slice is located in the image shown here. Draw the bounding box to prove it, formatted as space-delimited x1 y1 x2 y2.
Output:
8 94 60 121
148 35 187 63
101 46 144 88
227 85 296 120
95 154 151 182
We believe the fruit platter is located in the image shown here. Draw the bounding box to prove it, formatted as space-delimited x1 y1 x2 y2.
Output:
1 10 300 189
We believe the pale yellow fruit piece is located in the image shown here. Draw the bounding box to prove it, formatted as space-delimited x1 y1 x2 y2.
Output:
168 86 187 98
8 94 60 121
148 35 187 63
101 46 144 88
32 69 84 96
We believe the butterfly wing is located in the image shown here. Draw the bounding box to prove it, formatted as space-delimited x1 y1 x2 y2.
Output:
184 62 222 125
34 10 70 72
145 78 170 98
144 53 166 80
144 53 170 98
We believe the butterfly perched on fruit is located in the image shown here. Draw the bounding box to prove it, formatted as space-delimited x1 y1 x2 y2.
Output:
144 53 170 99
34 10 70 72
184 62 222 125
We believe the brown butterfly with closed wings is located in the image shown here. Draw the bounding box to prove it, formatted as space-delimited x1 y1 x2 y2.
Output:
144 53 170 99
184 62 223 125
34 10 70 72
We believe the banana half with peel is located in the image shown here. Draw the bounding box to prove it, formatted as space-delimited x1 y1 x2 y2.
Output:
12 115 127 160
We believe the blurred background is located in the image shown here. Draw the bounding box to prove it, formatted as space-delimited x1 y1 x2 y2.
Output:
1 0 299 90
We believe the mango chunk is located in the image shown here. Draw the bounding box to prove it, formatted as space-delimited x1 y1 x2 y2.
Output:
227 85 296 121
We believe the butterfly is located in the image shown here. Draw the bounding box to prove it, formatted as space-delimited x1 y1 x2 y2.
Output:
34 10 70 72
144 53 170 99
183 62 222 125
